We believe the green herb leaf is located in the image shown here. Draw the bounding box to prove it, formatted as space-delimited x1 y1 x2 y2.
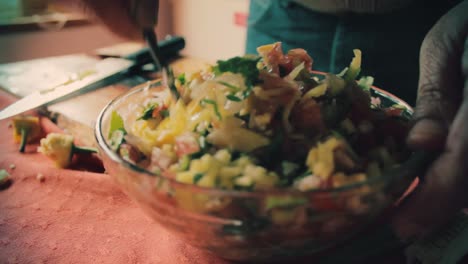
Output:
226 94 242 102
217 81 241 92
108 111 125 138
200 99 222 120
138 103 158 121
193 173 204 183
177 73 186 85
213 56 261 89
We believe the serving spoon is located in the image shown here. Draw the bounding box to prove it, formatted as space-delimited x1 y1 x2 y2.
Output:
143 28 181 101
128 0 180 100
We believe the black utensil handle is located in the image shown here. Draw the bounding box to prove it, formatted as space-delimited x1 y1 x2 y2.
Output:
125 35 186 67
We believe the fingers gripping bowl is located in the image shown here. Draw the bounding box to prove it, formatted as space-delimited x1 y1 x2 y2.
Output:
95 43 415 261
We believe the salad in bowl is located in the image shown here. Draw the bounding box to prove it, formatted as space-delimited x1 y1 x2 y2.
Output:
96 42 415 261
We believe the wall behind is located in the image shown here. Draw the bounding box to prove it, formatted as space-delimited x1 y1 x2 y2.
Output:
171 0 249 62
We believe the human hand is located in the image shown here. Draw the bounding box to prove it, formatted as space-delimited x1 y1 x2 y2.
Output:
54 0 159 40
392 0 468 239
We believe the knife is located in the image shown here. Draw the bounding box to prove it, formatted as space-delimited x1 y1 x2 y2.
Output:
0 35 185 120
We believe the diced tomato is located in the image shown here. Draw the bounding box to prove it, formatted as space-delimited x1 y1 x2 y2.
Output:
311 194 343 212
152 104 168 118
290 99 325 134
259 43 313 77
175 132 200 157
384 107 404 117
284 48 313 71
258 71 300 105
119 143 143 164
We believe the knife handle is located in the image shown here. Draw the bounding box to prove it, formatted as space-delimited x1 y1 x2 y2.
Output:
125 35 186 67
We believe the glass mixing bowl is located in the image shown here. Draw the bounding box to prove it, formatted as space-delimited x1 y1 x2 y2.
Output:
95 79 421 262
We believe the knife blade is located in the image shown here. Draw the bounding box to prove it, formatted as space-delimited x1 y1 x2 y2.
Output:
0 57 133 120
0 36 185 120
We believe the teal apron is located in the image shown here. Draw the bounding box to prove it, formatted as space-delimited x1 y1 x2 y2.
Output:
246 0 459 105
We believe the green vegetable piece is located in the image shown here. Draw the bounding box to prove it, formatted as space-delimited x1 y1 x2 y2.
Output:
357 76 374 92
213 56 261 88
193 173 204 184
265 196 307 210
198 136 207 149
177 73 186 85
109 129 126 152
0 169 11 186
200 99 222 120
179 155 191 171
38 133 96 168
12 116 41 153
138 103 158 121
109 111 125 138
19 128 28 153
344 49 362 82
281 161 300 177
160 109 170 118
217 81 241 93
226 94 242 102
72 145 98 155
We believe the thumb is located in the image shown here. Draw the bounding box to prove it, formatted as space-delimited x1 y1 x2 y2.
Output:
393 0 468 239
393 102 468 239
406 1 466 151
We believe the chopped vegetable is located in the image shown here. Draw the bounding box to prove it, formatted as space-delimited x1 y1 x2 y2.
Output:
213 56 261 88
217 81 241 93
357 76 374 92
138 103 158 120
109 129 126 152
344 49 362 82
306 137 346 180
193 173 204 183
12 115 42 153
226 94 242 102
0 169 10 186
38 133 97 168
200 99 222 120
177 73 186 85
108 111 125 138
303 83 327 98
179 155 191 171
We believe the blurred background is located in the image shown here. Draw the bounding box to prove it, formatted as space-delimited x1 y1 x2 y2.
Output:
0 0 249 63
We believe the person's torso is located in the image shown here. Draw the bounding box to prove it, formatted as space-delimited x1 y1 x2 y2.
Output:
290 0 415 14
